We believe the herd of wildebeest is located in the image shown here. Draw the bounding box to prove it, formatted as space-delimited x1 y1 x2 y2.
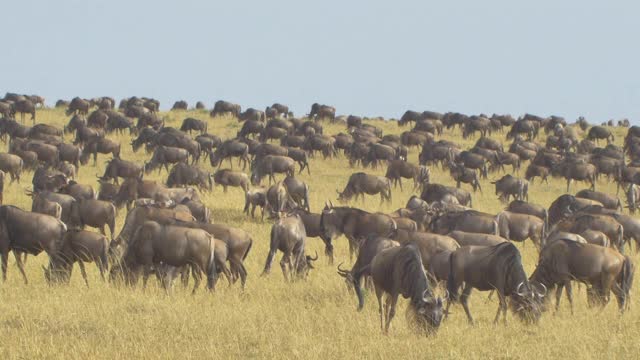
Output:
0 92 639 335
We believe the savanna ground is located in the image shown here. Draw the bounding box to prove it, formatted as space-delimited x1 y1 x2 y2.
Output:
0 108 638 359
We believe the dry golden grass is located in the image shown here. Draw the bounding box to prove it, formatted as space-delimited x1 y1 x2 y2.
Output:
0 109 638 359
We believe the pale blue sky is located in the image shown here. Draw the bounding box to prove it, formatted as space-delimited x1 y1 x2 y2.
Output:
1 1 638 122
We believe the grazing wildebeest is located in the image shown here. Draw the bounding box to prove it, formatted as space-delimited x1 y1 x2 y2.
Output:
492 174 528 202
114 221 217 293
69 199 117 238
367 243 444 335
244 187 267 219
430 210 498 235
251 155 295 185
166 162 212 191
309 103 336 121
447 162 482 192
237 119 265 138
262 214 317 281
337 235 399 300
496 211 546 249
213 169 250 193
112 178 166 210
0 153 23 183
447 242 545 324
66 97 91 117
12 99 36 123
43 230 109 287
0 205 67 283
210 139 250 170
421 183 473 207
172 101 188 110
551 161 597 192
58 181 95 202
575 189 622 211
547 194 603 227
100 158 143 184
238 108 265 123
385 160 429 191
587 126 614 144
179 118 207 134
264 181 297 219
80 137 121 166
320 202 397 262
530 239 633 314
32 167 69 195
337 172 391 204
283 176 310 211
144 146 189 174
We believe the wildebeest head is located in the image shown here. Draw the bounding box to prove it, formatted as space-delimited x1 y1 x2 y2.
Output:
296 251 319 279
319 201 343 242
407 290 444 335
510 281 546 324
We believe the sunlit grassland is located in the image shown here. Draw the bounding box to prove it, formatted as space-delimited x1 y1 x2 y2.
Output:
0 108 637 359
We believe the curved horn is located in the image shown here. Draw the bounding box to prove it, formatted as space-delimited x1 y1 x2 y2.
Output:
423 289 433 301
516 281 527 296
329 200 334 208
336 262 349 277
309 251 318 261
537 282 547 297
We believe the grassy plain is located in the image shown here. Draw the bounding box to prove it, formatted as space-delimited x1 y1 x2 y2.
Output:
0 109 637 359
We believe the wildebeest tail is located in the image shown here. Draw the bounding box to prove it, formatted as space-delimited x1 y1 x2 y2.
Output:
206 236 217 290
620 255 634 310
243 236 253 261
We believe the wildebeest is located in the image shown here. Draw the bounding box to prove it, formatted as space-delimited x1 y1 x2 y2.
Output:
320 202 397 262
80 137 121 166
0 205 67 283
551 161 596 192
447 242 545 324
244 187 267 220
69 199 117 238
447 162 481 192
0 153 23 183
337 172 391 204
530 239 633 314
551 214 624 252
430 210 497 235
166 162 212 191
506 200 548 228
237 119 265 138
43 229 109 287
447 231 507 247
337 235 399 302
144 146 189 174
58 181 95 201
575 189 622 211
283 176 310 211
421 183 472 207
492 174 528 202
12 99 36 123
251 155 295 185
66 97 91 117
213 169 250 193
587 126 614 144
172 101 188 110
385 160 429 191
100 158 144 184
261 214 317 281
309 103 336 121
367 243 444 334
210 140 250 170
114 221 217 293
496 211 546 249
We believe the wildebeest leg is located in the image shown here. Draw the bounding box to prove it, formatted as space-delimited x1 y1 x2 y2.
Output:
375 288 384 331
99 225 106 235
493 292 507 325
555 283 564 313
385 295 398 334
564 281 575 315
77 261 89 288
142 265 154 290
2 251 10 281
190 266 203 295
279 254 290 281
13 251 28 285
461 284 474 324
566 179 571 193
